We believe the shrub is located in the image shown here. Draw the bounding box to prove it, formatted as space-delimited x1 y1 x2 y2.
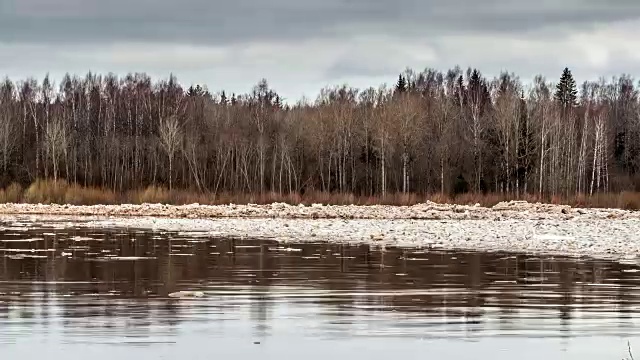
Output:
23 179 68 204
134 185 171 204
0 183 23 203
453 175 469 195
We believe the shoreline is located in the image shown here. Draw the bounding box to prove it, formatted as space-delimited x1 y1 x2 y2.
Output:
0 200 635 220
0 201 638 263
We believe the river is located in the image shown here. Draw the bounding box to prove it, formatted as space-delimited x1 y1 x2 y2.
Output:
0 220 638 359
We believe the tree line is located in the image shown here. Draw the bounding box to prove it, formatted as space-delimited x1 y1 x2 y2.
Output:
0 66 638 198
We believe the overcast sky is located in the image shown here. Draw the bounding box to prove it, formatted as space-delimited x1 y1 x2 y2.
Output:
1 0 639 101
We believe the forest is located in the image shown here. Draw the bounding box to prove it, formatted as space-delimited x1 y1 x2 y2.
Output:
0 66 638 205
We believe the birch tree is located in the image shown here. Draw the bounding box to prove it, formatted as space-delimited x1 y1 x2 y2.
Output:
493 72 522 193
44 117 67 182
0 79 16 174
159 115 183 191
0 67 640 200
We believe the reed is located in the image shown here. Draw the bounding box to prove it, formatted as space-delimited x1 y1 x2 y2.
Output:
5 179 640 209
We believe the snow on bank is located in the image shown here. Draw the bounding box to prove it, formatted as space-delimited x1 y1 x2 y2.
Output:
0 200 634 220
0 201 639 261
82 216 640 261
2 215 640 263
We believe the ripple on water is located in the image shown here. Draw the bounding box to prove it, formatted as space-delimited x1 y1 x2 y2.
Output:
0 220 637 359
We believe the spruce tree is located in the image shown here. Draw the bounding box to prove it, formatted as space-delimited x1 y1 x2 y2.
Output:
554 67 578 108
274 95 282 109
220 90 228 105
395 74 407 93
187 84 205 97
467 69 483 102
455 75 465 104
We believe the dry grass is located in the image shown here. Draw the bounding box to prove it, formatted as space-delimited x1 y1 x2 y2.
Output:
616 192 640 210
64 183 118 205
0 183 22 203
5 179 640 209
132 185 171 204
21 179 118 205
23 179 69 204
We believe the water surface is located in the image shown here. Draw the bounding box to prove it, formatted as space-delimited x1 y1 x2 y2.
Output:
0 219 638 359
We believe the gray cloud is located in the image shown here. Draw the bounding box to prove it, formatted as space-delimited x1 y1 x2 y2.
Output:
1 0 639 45
1 0 640 101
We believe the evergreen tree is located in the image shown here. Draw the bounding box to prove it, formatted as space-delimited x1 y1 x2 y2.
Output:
274 95 282 109
465 68 490 113
220 90 228 105
395 74 407 93
455 75 465 104
187 84 205 97
453 174 469 195
554 67 578 108
467 69 483 103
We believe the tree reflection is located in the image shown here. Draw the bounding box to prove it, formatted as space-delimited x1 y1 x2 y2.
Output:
0 225 637 343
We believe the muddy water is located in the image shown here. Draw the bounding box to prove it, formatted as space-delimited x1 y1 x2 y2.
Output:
0 220 638 359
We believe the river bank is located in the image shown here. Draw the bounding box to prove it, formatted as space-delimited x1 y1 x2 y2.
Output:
0 201 638 262
0 200 635 220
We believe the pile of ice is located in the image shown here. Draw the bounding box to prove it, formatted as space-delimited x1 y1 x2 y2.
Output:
1 200 639 261
0 200 633 221
66 216 640 261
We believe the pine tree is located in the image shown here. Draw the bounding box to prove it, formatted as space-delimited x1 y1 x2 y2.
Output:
554 67 578 108
274 95 282 109
187 84 205 97
455 75 465 104
220 90 228 105
467 69 483 104
395 74 407 93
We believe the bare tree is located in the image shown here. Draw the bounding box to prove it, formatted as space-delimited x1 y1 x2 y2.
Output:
590 106 608 195
0 67 638 202
44 117 67 182
0 79 17 174
159 115 183 191
0 110 17 174
493 72 522 193
463 69 489 192
393 92 421 193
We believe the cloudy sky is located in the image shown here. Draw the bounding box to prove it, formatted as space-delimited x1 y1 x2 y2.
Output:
1 0 639 101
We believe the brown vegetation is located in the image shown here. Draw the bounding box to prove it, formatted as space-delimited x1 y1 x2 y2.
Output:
3 179 640 209
0 67 639 206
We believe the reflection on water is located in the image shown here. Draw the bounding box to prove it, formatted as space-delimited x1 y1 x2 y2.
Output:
0 218 638 359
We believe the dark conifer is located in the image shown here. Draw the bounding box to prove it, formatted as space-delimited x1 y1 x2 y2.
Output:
220 90 227 105
395 74 407 93
554 67 578 108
